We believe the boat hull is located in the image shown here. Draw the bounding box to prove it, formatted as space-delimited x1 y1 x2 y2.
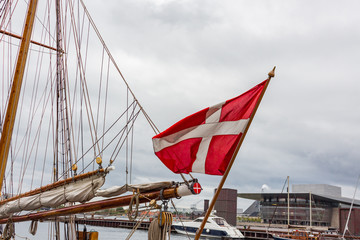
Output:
272 231 319 240
173 225 230 238
172 221 244 239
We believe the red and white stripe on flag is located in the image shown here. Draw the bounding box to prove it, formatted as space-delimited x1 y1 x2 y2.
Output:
152 80 268 175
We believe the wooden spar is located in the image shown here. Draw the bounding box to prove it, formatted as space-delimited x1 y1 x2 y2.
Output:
0 168 107 205
0 29 60 52
0 184 194 224
0 0 39 192
194 67 276 240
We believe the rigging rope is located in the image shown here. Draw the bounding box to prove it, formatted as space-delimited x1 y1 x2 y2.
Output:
268 177 288 228
2 217 14 240
148 218 162 240
0 0 184 214
2 0 161 183
55 98 139 178
16 36 53 196
29 220 38 235
127 190 140 221
73 106 141 176
78 0 159 135
170 199 191 240
148 212 172 240
67 0 102 160
111 110 140 161
342 174 360 239
125 206 154 240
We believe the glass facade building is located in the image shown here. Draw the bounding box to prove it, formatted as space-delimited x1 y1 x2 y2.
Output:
260 194 334 226
238 184 360 228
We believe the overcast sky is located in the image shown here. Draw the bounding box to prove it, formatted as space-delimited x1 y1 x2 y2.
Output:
76 0 360 210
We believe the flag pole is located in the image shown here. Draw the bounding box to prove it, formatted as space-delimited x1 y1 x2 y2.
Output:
194 66 276 240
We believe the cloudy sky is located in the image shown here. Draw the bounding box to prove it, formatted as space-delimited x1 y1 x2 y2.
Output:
4 0 357 212
78 0 360 210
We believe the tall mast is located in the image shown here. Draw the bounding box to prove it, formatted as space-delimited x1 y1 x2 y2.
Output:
55 0 73 181
55 0 61 184
0 0 39 193
55 0 71 238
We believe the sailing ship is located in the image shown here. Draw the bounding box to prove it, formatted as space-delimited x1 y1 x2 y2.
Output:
0 0 201 238
0 0 276 238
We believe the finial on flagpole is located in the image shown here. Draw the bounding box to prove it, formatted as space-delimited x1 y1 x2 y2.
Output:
268 66 276 79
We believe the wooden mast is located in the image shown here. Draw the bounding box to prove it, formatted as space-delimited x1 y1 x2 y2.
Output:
0 0 39 193
55 0 64 237
194 67 276 240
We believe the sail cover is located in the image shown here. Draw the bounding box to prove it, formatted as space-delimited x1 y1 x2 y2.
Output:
96 181 174 198
0 175 105 218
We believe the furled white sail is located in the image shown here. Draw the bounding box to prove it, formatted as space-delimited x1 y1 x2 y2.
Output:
96 181 174 198
0 175 105 218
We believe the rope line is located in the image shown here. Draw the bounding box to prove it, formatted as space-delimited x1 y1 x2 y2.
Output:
127 191 140 221
171 199 191 240
125 206 154 240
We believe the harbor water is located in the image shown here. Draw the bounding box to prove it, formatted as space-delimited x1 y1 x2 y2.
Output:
13 221 192 239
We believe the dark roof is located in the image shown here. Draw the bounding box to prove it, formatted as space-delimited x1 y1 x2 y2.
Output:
237 192 360 207
243 200 260 215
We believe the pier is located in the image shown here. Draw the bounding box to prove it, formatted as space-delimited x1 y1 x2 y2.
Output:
74 217 152 231
240 228 272 240
71 217 360 240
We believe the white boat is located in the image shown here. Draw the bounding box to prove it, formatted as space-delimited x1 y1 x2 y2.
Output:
172 215 244 239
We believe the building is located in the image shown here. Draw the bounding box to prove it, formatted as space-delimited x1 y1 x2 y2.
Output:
242 200 260 217
293 184 341 198
237 208 244 217
238 184 360 234
214 188 237 226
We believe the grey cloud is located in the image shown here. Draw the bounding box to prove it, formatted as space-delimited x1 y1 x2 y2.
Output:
84 0 360 209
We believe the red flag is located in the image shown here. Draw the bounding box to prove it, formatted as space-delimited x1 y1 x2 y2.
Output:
152 80 268 175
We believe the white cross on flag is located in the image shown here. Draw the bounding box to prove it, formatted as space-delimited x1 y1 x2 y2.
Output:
152 80 268 175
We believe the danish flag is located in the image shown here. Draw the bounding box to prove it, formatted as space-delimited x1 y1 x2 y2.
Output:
152 80 268 175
